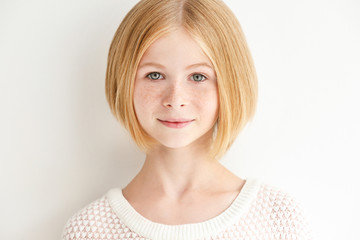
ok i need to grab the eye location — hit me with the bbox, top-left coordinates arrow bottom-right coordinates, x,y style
191,73 -> 207,82
146,72 -> 163,80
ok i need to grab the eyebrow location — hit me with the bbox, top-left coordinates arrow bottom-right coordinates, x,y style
138,62 -> 214,70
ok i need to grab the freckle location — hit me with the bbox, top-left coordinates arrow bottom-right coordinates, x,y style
139,85 -> 157,103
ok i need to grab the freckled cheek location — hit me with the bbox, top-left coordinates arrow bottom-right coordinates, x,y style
134,85 -> 162,114
191,88 -> 219,115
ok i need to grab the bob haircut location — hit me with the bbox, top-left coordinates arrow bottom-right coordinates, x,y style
105,0 -> 258,161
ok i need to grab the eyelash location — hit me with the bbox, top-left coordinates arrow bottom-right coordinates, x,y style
145,72 -> 208,83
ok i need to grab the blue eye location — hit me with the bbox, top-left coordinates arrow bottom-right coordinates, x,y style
147,72 -> 163,80
191,74 -> 207,82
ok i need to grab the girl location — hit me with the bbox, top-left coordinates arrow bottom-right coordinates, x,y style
62,0 -> 311,239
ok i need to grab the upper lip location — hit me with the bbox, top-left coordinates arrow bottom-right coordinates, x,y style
157,118 -> 195,123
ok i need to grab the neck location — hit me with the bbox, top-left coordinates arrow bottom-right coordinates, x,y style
126,140 -> 229,200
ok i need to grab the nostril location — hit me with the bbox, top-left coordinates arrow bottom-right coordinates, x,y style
164,103 -> 186,108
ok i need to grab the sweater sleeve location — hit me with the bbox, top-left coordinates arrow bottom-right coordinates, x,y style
270,186 -> 313,240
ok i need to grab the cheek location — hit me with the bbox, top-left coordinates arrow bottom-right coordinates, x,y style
133,84 -> 162,115
192,87 -> 219,116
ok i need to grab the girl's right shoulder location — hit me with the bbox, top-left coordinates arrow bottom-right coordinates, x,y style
61,193 -> 136,240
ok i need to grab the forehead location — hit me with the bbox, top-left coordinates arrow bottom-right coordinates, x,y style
139,28 -> 213,68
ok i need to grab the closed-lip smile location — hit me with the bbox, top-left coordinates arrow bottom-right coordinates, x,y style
157,118 -> 195,128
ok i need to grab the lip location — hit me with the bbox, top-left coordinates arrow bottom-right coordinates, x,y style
157,118 -> 195,128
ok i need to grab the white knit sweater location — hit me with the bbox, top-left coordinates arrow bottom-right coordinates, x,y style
62,178 -> 312,240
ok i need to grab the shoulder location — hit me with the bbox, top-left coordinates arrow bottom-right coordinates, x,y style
249,181 -> 313,239
256,182 -> 301,209
61,193 -> 137,240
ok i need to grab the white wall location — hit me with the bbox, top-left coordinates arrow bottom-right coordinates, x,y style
0,0 -> 359,239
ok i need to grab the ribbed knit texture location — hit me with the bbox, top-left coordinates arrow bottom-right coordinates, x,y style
62,179 -> 312,240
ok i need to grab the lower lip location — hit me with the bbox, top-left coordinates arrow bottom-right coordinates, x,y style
158,119 -> 194,128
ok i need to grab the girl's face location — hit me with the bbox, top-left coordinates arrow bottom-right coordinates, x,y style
133,28 -> 219,149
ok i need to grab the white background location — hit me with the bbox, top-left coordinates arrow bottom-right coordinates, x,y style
1,0 -> 359,239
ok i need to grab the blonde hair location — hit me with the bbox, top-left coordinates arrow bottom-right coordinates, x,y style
105,0 -> 258,161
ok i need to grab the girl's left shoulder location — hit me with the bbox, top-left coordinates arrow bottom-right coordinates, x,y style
251,179 -> 313,239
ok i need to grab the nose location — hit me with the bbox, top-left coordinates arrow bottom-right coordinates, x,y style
162,83 -> 188,109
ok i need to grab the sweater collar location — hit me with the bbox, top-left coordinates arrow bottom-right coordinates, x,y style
107,178 -> 262,240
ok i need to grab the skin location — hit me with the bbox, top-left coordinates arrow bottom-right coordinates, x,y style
122,28 -> 245,225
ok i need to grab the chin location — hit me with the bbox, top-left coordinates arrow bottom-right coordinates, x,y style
150,129 -> 214,150
158,139 -> 194,149
156,134 -> 211,150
